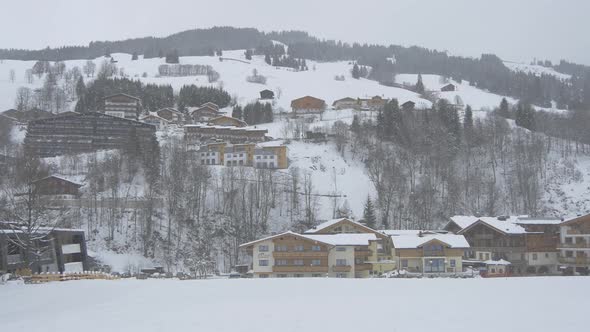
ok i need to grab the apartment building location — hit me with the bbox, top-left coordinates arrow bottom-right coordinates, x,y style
103,93 -> 142,120
558,214 -> 590,275
384,230 -> 469,274
191,142 -> 288,169
445,215 -> 561,274
241,218 -> 396,278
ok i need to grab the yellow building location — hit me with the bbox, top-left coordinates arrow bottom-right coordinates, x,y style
192,142 -> 288,169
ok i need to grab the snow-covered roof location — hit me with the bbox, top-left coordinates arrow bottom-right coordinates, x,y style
484,259 -> 511,266
33,175 -> 84,187
391,233 -> 470,249
515,217 -> 562,225
449,215 -> 531,235
305,218 -> 374,234
239,231 -> 334,248
381,230 -> 447,236
304,233 -> 378,246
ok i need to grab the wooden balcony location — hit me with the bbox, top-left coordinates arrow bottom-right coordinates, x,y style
354,249 -> 372,257
273,251 -> 328,258
332,265 -> 352,272
273,266 -> 328,273
559,257 -> 590,265
355,263 -> 372,271
558,242 -> 590,249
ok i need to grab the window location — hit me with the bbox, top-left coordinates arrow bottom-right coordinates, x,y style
259,274 -> 269,278
336,259 -> 347,266
532,253 -> 538,261
276,260 -> 288,266
311,245 -> 321,252
276,245 -> 288,252
201,160 -> 205,165
294,274 -> 304,278
336,273 -> 347,278
401,259 -> 408,268
499,268 -> 504,274
565,237 -> 573,244
450,259 -> 456,268
256,156 -> 261,160
294,245 -> 305,252
566,251 -> 574,258
311,259 -> 321,266
336,247 -> 346,252
424,258 -> 445,273
293,260 -> 304,266
491,268 -> 496,273
545,253 -> 549,258
259,260 -> 269,266
312,274 -> 323,278
258,245 -> 269,252
226,161 -> 231,166
269,162 -> 275,168
238,160 -> 244,166
239,154 -> 243,157
211,159 -> 216,165
277,274 -> 288,278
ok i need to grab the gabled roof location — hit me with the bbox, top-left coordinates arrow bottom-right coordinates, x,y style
305,218 -> 378,235
561,213 -> 590,226
141,113 -> 171,122
104,93 -> 141,101
391,233 -> 470,249
332,97 -> 356,105
33,175 -> 84,187
304,233 -> 378,246
201,102 -> 220,110
157,108 -> 182,115
239,231 -> 334,248
208,115 -> 247,127
448,215 -> 550,235
459,218 -> 528,235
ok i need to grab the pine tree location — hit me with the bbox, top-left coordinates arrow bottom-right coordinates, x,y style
232,105 -> 243,120
264,53 -> 271,65
351,115 -> 361,133
463,104 -> 473,143
363,196 -> 377,229
244,49 -> 253,60
415,74 -> 425,94
499,98 -> 510,118
75,77 -> 86,98
132,52 -> 139,61
352,63 -> 360,79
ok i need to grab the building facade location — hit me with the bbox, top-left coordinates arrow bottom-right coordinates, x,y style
184,125 -> 269,146
291,96 -> 326,115
0,226 -> 88,274
558,214 -> 590,275
103,93 -> 142,120
191,142 -> 288,169
25,112 -> 157,158
207,116 -> 247,127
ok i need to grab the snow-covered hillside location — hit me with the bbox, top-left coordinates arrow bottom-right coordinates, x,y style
2,277 -> 590,332
503,61 -> 571,80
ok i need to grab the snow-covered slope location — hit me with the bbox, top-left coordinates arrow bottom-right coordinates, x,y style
503,61 -> 571,80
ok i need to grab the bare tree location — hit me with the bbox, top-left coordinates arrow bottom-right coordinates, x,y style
24,69 -> 34,84
9,69 -> 16,83
14,87 -> 33,111
83,60 -> 96,78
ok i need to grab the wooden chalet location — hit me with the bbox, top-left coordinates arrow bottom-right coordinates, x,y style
184,125 -> 268,145
32,175 -> 83,197
156,108 -> 183,123
558,214 -> 590,275
291,96 -> 326,115
260,89 -> 275,100
401,100 -> 416,111
441,83 -> 456,92
332,97 -> 357,110
103,93 -> 142,120
189,105 -> 222,123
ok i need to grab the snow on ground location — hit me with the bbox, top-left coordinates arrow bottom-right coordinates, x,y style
1,277 -> 588,332
503,61 -> 571,81
283,140 -> 373,220
395,73 -> 567,113
0,59 -> 42,111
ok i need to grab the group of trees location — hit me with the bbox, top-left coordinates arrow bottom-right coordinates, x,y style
232,101 -> 273,125
75,77 -> 174,113
177,85 -> 231,111
351,63 -> 370,79
344,97 -> 571,229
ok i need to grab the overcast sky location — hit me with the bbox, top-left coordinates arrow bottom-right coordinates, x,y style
1,0 -> 588,65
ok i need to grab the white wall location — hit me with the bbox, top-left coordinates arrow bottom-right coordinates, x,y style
252,239 -> 274,276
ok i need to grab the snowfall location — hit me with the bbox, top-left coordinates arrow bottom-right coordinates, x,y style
1,277 -> 588,332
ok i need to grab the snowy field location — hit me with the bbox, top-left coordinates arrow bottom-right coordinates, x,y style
1,277 -> 588,332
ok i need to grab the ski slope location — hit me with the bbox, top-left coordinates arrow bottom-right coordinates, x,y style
503,61 -> 571,80
1,277 -> 589,332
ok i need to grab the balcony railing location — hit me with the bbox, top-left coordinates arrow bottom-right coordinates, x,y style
558,242 -> 590,249
273,266 -> 328,273
354,249 -> 372,257
332,265 -> 352,272
273,251 -> 328,258
354,263 -> 372,271
559,257 -> 590,265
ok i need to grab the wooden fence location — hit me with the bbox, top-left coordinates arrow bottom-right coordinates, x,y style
30,271 -> 120,283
